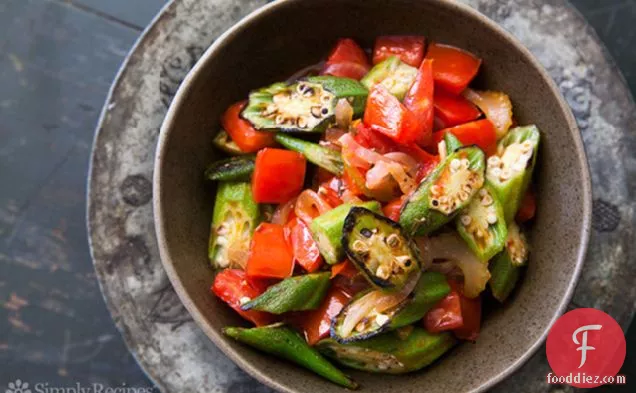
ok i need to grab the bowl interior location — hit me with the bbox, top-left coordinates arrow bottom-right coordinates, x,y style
155,0 -> 590,392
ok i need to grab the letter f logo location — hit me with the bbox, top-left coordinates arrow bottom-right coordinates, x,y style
572,324 -> 602,368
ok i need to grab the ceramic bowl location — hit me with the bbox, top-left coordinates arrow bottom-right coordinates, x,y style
154,0 -> 591,391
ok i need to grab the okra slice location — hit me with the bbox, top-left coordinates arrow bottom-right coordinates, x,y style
400,146 -> 486,236
489,222 -> 529,302
212,130 -> 248,155
317,327 -> 456,374
455,182 -> 507,261
310,201 -> 382,265
204,156 -> 255,182
361,56 -> 418,101
224,324 -> 357,389
330,272 -> 449,343
342,207 -> 421,290
274,133 -> 343,176
486,125 -> 540,222
444,132 -> 463,155
242,272 -> 331,314
242,76 -> 368,133
208,181 -> 260,269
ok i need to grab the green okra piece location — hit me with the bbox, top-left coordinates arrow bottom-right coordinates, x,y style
204,155 -> 255,182
444,132 -> 463,155
486,125 -> 540,222
242,76 -> 368,133
489,222 -> 529,302
274,133 -> 344,176
455,182 -> 508,261
310,201 -> 382,265
224,324 -> 357,389
208,181 -> 260,269
400,146 -> 486,236
317,327 -> 456,374
330,272 -> 449,343
212,130 -> 248,155
361,56 -> 418,101
242,272 -> 331,314
342,207 -> 421,290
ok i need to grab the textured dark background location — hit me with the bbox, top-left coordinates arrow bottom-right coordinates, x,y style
0,0 -> 633,391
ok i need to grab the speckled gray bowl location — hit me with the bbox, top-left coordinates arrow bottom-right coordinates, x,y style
154,0 -> 591,391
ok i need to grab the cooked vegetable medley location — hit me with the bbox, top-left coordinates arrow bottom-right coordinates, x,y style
206,36 -> 539,388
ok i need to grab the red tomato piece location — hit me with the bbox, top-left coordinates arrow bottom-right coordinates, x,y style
373,36 -> 426,67
516,190 -> 537,223
252,148 -> 306,203
449,281 -> 482,341
318,177 -> 344,207
423,291 -> 464,333
434,88 -> 482,128
383,195 -> 407,221
287,218 -> 323,273
298,286 -> 352,346
221,101 -> 276,153
330,260 -> 359,279
426,43 -> 482,95
404,59 -> 435,146
246,223 -> 294,279
211,269 -> 274,326
322,38 -> 371,80
364,85 -> 419,144
433,119 -> 497,156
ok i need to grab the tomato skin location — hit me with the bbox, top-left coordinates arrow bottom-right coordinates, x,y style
516,190 -> 537,223
403,59 -> 435,146
364,85 -> 419,144
383,195 -> 407,221
426,43 -> 481,95
322,38 -> 370,80
287,218 -> 323,273
212,269 -> 274,326
246,223 -> 294,279
330,260 -> 359,279
423,291 -> 464,332
222,101 -> 276,153
318,177 -> 344,207
252,148 -> 306,203
296,286 -> 352,346
373,36 -> 426,67
433,119 -> 497,156
449,281 -> 482,342
434,88 -> 482,128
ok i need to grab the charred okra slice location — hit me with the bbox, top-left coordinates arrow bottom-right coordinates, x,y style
242,272 -> 331,314
489,222 -> 529,302
223,324 -> 357,389
212,130 -> 248,155
310,201 -> 382,265
486,125 -> 540,222
342,207 -> 421,290
331,272 -> 450,343
361,56 -> 418,101
208,181 -> 260,269
204,156 -> 255,182
456,182 -> 507,261
242,76 -> 368,133
317,327 -> 456,374
400,146 -> 486,236
274,133 -> 343,176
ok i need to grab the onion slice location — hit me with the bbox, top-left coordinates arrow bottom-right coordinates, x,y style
335,99 -> 354,130
463,89 -> 513,139
294,190 -> 332,225
271,198 -> 296,225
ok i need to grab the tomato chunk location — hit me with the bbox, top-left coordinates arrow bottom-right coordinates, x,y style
287,218 -> 323,273
433,119 -> 497,155
364,85 -> 419,144
383,195 -> 407,221
516,190 -> 537,223
449,281 -> 482,341
373,36 -> 426,67
330,260 -> 359,279
434,88 -> 482,128
252,148 -> 306,203
404,59 -> 435,146
246,223 -> 294,279
222,101 -> 276,153
322,38 -> 371,80
426,43 -> 481,95
212,269 -> 274,326
297,286 -> 352,346
423,290 -> 464,332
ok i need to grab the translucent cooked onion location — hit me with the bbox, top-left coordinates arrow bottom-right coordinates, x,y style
463,89 -> 513,139
335,99 -> 354,130
384,152 -> 419,177
271,198 -> 296,225
339,133 -> 391,170
325,128 -> 347,144
295,190 -> 332,225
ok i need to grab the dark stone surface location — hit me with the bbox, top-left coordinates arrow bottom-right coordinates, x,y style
0,0 -> 634,391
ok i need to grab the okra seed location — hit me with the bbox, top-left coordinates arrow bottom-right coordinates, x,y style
321,107 -> 329,115
297,116 -> 308,128
376,266 -> 390,280
321,94 -> 331,103
430,185 -> 441,195
352,240 -> 368,252
461,215 -> 472,226
431,199 -> 439,207
490,167 -> 502,177
522,140 -> 533,150
461,158 -> 470,168
297,83 -> 306,94
450,159 -> 461,171
360,228 -> 373,238
487,156 -> 501,167
501,168 -> 512,180
479,188 -> 488,197
439,196 -> 449,204
275,115 -> 285,125
386,234 -> 401,248
303,87 -> 315,97
459,191 -> 469,201
486,213 -> 498,224
310,106 -> 322,118
481,194 -> 493,206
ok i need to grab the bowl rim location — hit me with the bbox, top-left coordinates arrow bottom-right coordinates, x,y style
153,0 -> 592,391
